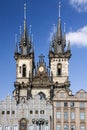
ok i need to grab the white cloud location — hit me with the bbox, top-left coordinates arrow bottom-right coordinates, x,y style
66,26 -> 87,47
69,0 -> 87,12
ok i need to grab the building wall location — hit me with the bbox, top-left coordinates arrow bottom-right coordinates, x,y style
50,58 -> 69,83
32,88 -> 50,99
16,58 -> 33,83
53,89 -> 87,130
0,95 -> 52,130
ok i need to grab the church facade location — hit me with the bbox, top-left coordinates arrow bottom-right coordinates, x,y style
0,3 -> 87,130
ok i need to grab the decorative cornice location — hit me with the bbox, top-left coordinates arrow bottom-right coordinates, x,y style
49,50 -> 71,59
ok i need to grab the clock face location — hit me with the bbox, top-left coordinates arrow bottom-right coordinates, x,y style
39,66 -> 44,72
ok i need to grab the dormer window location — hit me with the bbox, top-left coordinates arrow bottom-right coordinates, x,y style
22,64 -> 26,77
57,63 -> 62,76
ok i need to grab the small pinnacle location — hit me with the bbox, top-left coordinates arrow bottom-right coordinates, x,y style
64,23 -> 66,33
24,3 -> 27,20
29,25 -> 32,34
19,25 -> 22,36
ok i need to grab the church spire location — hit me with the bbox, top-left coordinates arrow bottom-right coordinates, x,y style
23,3 -> 28,45
58,2 -> 61,19
56,2 -> 62,43
52,2 -> 64,54
24,3 -> 27,41
19,3 -> 33,55
50,2 -> 67,54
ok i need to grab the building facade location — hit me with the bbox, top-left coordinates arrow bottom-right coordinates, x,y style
0,3 -> 87,130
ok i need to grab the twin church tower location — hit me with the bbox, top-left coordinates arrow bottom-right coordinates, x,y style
2,2 -> 87,130
13,3 -> 71,104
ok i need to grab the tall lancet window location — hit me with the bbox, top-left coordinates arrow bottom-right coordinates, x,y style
57,63 -> 62,76
22,64 -> 26,77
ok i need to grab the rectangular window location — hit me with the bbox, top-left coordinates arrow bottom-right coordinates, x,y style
56,102 -> 61,107
36,125 -> 39,130
35,110 -> 38,114
80,125 -> 85,130
13,125 -> 18,130
12,111 -> 15,114
56,112 -> 61,119
64,112 -> 68,120
57,125 -> 61,130
2,111 -> 5,115
80,103 -> 85,108
30,110 -> 33,114
40,110 -> 44,114
64,102 -> 68,107
7,111 -> 10,114
70,102 -> 75,107
80,93 -> 84,98
0,126 -> 2,130
71,112 -> 75,120
71,125 -> 75,130
5,126 -> 10,130
64,124 -> 68,130
80,112 -> 85,120
45,125 -> 48,130
19,66 -> 21,73
60,93 -> 64,98
29,125 -> 33,130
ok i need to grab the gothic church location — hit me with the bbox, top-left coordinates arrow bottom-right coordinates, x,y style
0,3 -> 87,130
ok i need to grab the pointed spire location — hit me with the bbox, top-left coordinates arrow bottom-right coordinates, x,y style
19,3 -> 30,55
19,25 -> 22,36
58,2 -> 61,19
24,3 -> 26,20
29,24 -> 32,35
50,2 -> 65,54
24,3 -> 27,40
64,23 -> 66,33
63,23 -> 66,47
15,34 -> 18,53
31,34 -> 34,52
32,34 -> 33,43
29,24 -> 32,44
49,32 -> 53,52
67,40 -> 71,51
57,2 -> 62,43
19,3 -> 34,55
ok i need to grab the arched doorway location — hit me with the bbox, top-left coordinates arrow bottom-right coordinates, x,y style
19,118 -> 27,130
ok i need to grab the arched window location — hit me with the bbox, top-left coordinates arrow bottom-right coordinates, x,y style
22,64 -> 26,77
38,92 -> 46,100
19,118 -> 27,130
19,66 -> 21,73
57,63 -> 62,76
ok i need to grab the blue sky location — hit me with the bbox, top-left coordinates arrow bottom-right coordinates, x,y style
0,0 -> 87,99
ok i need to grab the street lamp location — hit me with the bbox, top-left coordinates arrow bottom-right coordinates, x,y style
32,118 -> 48,130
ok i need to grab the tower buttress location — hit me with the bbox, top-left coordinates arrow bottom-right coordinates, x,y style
49,3 -> 71,89
13,3 -> 34,103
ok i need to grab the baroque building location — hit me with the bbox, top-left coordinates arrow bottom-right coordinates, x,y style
0,3 -> 87,130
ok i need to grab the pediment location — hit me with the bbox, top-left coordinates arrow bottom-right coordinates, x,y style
54,89 -> 69,99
